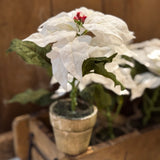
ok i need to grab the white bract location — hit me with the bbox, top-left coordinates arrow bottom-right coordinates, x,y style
129,38 -> 160,76
128,39 -> 160,99
131,72 -> 160,99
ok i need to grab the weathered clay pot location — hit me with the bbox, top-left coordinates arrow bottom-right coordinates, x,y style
49,101 -> 98,155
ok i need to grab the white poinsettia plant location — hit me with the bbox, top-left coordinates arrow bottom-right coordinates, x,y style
22,7 -> 136,111
9,7 -> 160,113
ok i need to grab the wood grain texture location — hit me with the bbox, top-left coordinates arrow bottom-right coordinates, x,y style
32,148 -> 44,160
51,0 -> 103,15
103,0 -> 125,19
75,127 -> 160,160
103,0 -> 160,42
124,0 -> 160,42
12,114 -> 30,160
0,0 -> 51,133
30,119 -> 65,160
12,113 -> 160,160
0,131 -> 14,160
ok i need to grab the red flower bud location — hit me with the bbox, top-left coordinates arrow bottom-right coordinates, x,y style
73,16 -> 78,21
81,15 -> 87,23
74,12 -> 87,24
76,12 -> 81,19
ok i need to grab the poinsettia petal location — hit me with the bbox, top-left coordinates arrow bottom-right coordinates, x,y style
59,35 -> 92,80
83,10 -> 134,45
129,39 -> 160,76
88,46 -> 113,57
79,73 -> 129,95
47,49 -> 68,90
23,31 -> 76,47
112,67 -> 136,89
38,12 -> 77,33
131,72 -> 160,99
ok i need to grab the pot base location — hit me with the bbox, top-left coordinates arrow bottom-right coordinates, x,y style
54,128 -> 93,155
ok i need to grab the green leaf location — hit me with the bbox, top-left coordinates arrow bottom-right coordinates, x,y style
36,92 -> 54,106
121,55 -> 150,79
82,53 -> 125,90
8,89 -> 50,105
80,83 -> 113,109
7,39 -> 52,76
131,61 -> 150,79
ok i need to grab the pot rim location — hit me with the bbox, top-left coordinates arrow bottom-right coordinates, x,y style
49,100 -> 98,121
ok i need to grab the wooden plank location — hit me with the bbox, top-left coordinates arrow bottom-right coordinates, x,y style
74,127 -> 160,160
123,0 -> 160,42
32,148 -> 44,160
0,0 -> 51,133
51,0 -> 103,15
30,119 -> 65,160
103,0 -> 125,19
0,131 -> 14,160
12,112 -> 160,160
97,0 -> 160,42
12,114 -> 30,160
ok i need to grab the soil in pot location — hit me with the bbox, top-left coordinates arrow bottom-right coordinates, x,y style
52,99 -> 94,119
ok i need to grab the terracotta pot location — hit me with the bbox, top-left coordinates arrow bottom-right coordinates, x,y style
49,101 -> 98,155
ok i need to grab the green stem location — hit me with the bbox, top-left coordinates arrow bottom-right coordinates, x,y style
70,78 -> 79,112
81,29 -> 88,35
106,107 -> 115,139
114,96 -> 123,119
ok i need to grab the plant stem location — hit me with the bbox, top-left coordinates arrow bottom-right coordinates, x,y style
70,78 -> 79,112
106,107 -> 115,139
114,96 -> 123,119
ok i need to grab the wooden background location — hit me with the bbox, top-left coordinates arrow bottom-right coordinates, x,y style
0,0 -> 160,133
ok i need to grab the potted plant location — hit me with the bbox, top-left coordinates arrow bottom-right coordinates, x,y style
7,7 -> 141,155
